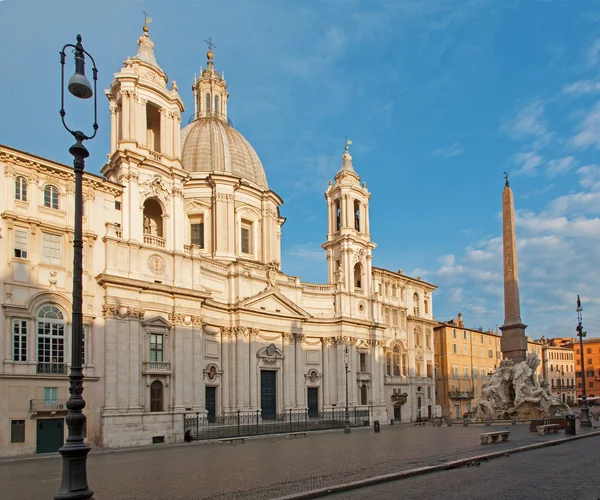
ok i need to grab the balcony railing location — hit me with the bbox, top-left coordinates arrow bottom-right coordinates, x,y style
37,362 -> 67,375
30,399 -> 67,412
448,391 -> 474,400
143,234 -> 166,248
357,372 -> 371,382
143,362 -> 171,373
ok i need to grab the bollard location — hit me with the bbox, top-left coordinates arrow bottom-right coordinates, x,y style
374,420 -> 380,433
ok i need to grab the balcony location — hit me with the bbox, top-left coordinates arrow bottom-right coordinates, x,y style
448,390 -> 474,400
30,399 -> 68,412
357,372 -> 371,382
143,234 -> 166,248
37,362 -> 67,375
143,362 -> 171,374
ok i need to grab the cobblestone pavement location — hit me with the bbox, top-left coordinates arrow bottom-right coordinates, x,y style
1,424 -> 598,500
329,435 -> 600,500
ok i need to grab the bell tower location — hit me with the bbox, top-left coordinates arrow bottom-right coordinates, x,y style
101,22 -> 187,250
322,140 -> 376,316
192,38 -> 229,122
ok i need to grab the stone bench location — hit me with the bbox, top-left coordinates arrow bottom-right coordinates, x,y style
287,432 -> 307,439
219,437 -> 246,445
536,424 -> 561,435
480,431 -> 510,444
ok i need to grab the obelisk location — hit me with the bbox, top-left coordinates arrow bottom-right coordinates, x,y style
499,174 -> 528,362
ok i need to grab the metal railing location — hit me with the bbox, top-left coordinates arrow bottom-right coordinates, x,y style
143,362 -> 171,372
30,399 -> 67,411
37,362 -> 67,375
188,110 -> 234,127
184,408 -> 370,441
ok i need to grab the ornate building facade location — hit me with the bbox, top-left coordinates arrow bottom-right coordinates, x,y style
0,27 -> 436,456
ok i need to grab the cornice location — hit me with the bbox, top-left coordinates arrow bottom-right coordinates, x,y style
96,273 -> 212,300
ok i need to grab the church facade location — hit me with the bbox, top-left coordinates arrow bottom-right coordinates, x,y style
0,27 -> 436,456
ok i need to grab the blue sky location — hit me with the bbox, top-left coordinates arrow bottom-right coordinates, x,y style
1,0 -> 599,338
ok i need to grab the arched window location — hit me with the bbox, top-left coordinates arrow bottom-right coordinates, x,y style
214,95 -> 220,115
44,185 -> 59,209
205,93 -> 211,114
354,200 -> 360,231
15,176 -> 27,201
360,384 -> 368,405
354,263 -> 362,290
335,200 -> 341,231
150,380 -> 164,412
37,305 -> 66,375
392,346 -> 401,376
143,198 -> 164,239
413,292 -> 419,316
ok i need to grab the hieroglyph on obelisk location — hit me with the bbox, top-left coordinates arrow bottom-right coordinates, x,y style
499,175 -> 528,362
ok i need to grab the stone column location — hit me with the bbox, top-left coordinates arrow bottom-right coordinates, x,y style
128,319 -> 141,410
295,333 -> 305,408
351,343 -> 358,406
249,328 -> 258,410
128,92 -> 136,141
173,325 -> 185,410
500,180 -> 528,362
104,317 -> 118,411
322,338 -> 331,408
283,333 -> 295,410
109,102 -> 117,152
193,322 -> 204,410
337,341 -> 345,406
220,328 -> 230,411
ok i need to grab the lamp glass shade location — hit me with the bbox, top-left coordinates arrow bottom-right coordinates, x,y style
68,73 -> 93,99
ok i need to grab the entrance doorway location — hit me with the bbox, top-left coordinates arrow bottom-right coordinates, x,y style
455,404 -> 460,418
261,370 -> 276,420
393,405 -> 401,421
36,418 -> 64,454
307,388 -> 319,417
205,386 -> 216,423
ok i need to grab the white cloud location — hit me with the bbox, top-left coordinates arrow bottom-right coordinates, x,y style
433,142 -> 465,158
562,79 -> 600,95
571,100 -> 600,150
513,151 -> 543,175
546,156 -> 576,177
502,99 -> 551,148
588,39 -> 600,67
285,243 -> 324,260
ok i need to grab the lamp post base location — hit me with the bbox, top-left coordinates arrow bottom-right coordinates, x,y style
579,407 -> 592,428
344,420 -> 351,434
54,441 -> 93,500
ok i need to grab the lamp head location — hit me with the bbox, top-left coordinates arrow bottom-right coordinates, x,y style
68,72 -> 93,99
576,295 -> 583,313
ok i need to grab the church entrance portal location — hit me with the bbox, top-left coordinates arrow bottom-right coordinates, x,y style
205,386 -> 216,423
261,370 -> 276,420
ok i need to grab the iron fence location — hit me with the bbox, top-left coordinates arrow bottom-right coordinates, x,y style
184,408 -> 370,441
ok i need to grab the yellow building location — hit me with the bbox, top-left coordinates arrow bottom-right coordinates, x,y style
527,337 -> 543,383
434,313 -> 502,419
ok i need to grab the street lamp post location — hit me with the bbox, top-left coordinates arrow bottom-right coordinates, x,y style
344,345 -> 351,433
55,34 -> 98,500
576,295 -> 592,428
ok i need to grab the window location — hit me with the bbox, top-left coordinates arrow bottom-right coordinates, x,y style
400,311 -> 407,329
385,283 -> 389,295
241,221 -> 252,254
392,346 -> 401,376
12,319 -> 27,362
205,93 -> 211,113
392,284 -> 397,297
384,308 -> 390,325
150,380 -> 164,412
359,353 -> 367,372
146,103 -> 161,152
453,365 -> 459,378
402,354 -> 408,376
416,363 -> 422,377
426,333 -> 431,349
392,310 -> 398,326
191,221 -> 205,248
214,95 -> 220,115
587,370 -> 594,377
386,352 -> 392,376
41,232 -> 62,265
463,330 -> 468,340
424,300 -> 429,314
44,387 -> 58,407
488,349 -> 493,358
464,367 -> 469,379
360,384 -> 368,405
452,343 -> 457,354
44,185 -> 59,209
473,367 -> 479,379
434,365 -> 439,378
37,305 -> 65,374
335,200 -> 341,231
115,200 -> 121,210
427,363 -> 433,378
10,420 -> 25,443
150,334 -> 163,362
143,198 -> 164,238
414,329 -> 421,346
413,293 -> 419,316
354,200 -> 360,231
551,364 -> 554,372
480,347 -> 484,357
463,345 -> 468,354
480,334 -> 484,343
354,263 -> 362,290
15,176 -> 27,201
14,229 -> 28,259
587,348 -> 592,354
453,329 -> 457,339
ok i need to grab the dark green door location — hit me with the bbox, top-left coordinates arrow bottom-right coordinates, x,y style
36,418 -> 64,454
206,386 -> 216,423
261,370 -> 276,420
307,388 -> 318,417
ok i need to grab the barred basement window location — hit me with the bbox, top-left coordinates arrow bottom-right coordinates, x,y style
11,420 -> 25,443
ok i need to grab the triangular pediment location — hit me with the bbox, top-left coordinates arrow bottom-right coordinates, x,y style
141,315 -> 173,329
240,289 -> 311,319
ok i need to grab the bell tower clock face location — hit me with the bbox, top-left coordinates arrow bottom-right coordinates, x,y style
148,254 -> 165,275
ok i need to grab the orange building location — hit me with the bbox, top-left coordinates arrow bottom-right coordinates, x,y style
568,338 -> 600,404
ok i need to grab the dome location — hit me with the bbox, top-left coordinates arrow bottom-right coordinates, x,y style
180,118 -> 268,189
